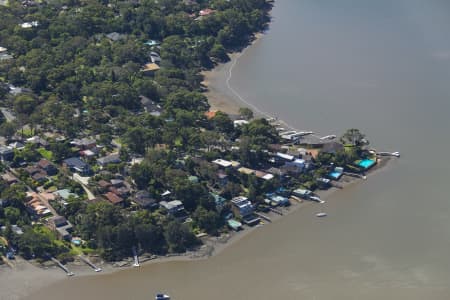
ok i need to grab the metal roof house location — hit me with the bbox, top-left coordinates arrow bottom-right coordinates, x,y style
63,157 -> 91,175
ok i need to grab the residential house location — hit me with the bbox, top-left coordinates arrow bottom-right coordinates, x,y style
26,192 -> 51,216
266,194 -> 290,207
140,96 -> 163,116
141,63 -> 160,76
1,172 -> 18,184
231,196 -> 260,225
104,192 -> 124,206
150,51 -> 161,64
0,146 -> 14,161
37,159 -> 57,176
70,138 -> 96,150
97,153 -> 121,168
47,216 -> 73,240
210,193 -> 227,212
26,136 -> 49,148
216,171 -> 228,186
199,8 -> 215,16
160,200 -> 186,219
321,141 -> 345,154
63,157 -> 91,175
9,141 -> 24,150
316,177 -> 331,189
106,32 -> 127,41
144,40 -> 160,47
53,189 -> 78,205
213,159 -> 240,169
97,180 -> 111,192
133,190 -> 158,210
292,188 -> 313,199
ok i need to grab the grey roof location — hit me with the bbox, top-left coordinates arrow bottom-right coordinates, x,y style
106,32 -> 127,41
63,157 -> 88,169
321,141 -> 345,154
0,146 -> 13,155
97,154 -> 121,165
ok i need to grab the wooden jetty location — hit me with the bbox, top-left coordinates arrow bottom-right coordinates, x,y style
377,151 -> 400,157
269,207 -> 283,215
255,212 -> 271,222
132,246 -> 140,267
50,257 -> 74,276
78,255 -> 102,272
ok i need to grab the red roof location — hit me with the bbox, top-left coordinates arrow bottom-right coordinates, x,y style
104,192 -> 124,205
204,110 -> 217,119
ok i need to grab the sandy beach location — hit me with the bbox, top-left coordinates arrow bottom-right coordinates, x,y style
201,33 -> 268,117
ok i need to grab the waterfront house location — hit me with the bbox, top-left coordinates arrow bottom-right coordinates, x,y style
321,141 -> 345,154
266,193 -> 290,206
233,120 -> 249,127
47,216 -> 73,240
63,157 -> 91,175
292,188 -> 313,199
231,197 -> 260,226
231,196 -> 253,216
316,177 -> 331,189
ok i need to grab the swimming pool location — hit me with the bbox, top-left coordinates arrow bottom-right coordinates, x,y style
357,159 -> 376,169
329,171 -> 342,179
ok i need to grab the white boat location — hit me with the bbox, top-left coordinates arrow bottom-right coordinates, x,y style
155,294 -> 170,300
316,203 -> 327,217
320,135 -> 336,140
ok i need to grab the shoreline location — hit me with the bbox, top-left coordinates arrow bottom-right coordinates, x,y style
1,26 -> 399,300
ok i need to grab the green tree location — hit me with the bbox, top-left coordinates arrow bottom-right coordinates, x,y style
239,107 -> 254,120
193,207 -> 222,235
340,128 -> 368,147
164,221 -> 199,253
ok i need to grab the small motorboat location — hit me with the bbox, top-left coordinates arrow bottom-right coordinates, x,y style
155,293 -> 170,300
316,212 -> 327,218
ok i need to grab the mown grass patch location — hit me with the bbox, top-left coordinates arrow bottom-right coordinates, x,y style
37,147 -> 53,160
